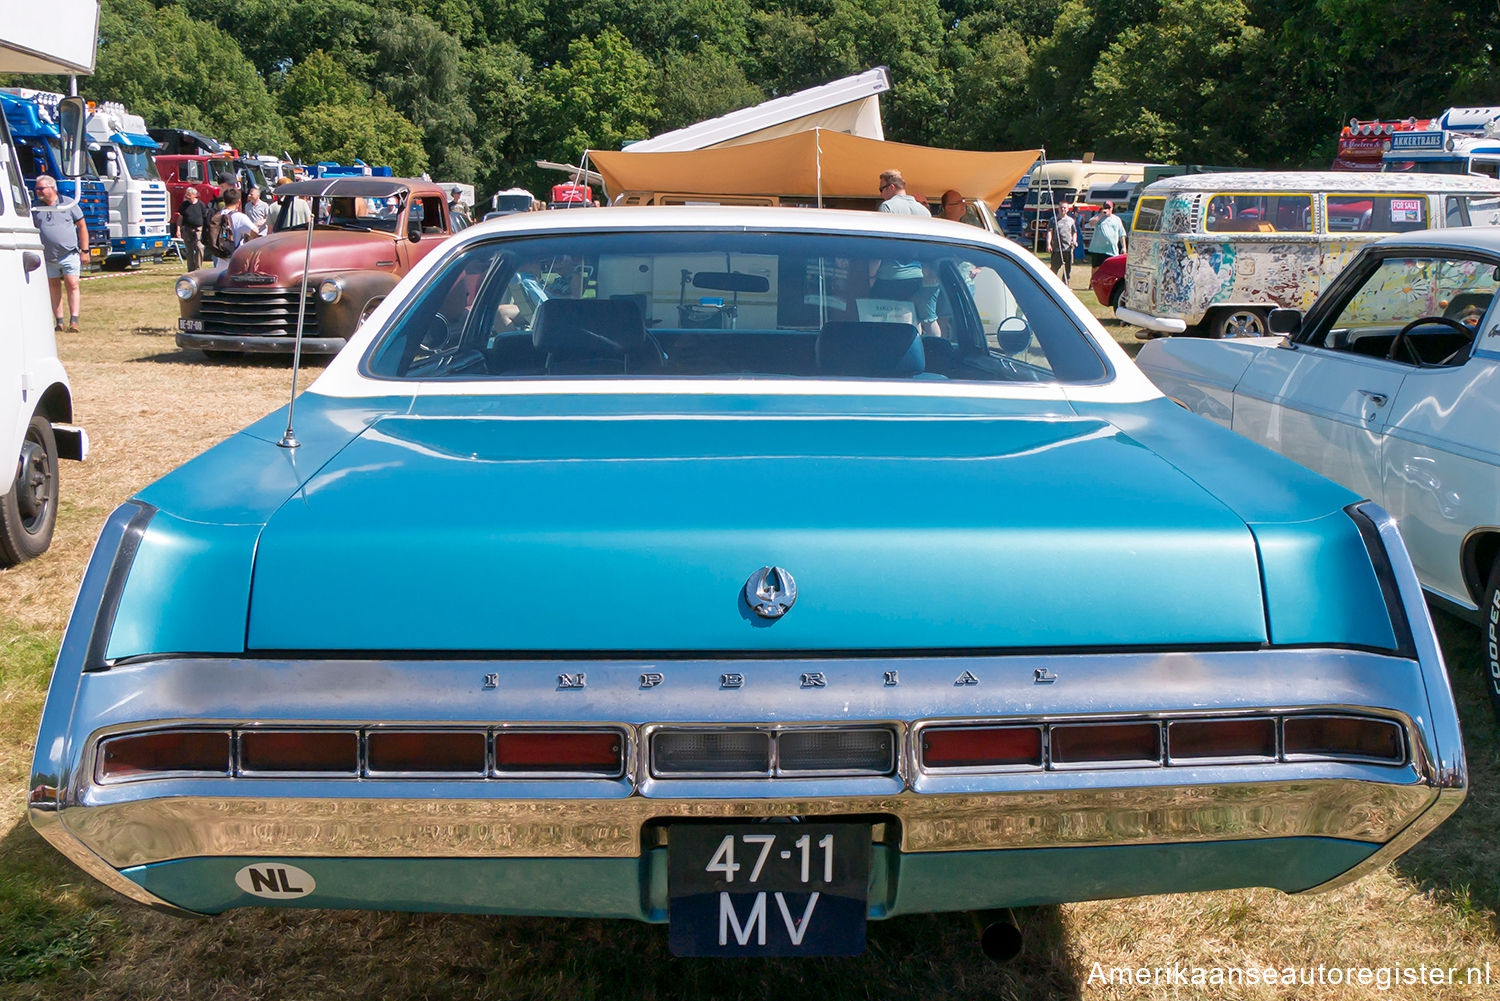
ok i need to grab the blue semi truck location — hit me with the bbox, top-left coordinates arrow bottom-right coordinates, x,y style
0,88 -> 110,269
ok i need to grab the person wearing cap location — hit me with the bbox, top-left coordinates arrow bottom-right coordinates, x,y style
30,175 -> 88,332
1087,200 -> 1128,268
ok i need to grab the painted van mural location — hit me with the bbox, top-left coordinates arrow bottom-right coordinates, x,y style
1119,171 -> 1500,338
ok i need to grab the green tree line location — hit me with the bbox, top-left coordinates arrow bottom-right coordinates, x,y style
6,0 -> 1497,202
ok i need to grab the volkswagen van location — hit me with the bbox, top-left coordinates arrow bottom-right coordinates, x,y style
1119,171 -> 1500,337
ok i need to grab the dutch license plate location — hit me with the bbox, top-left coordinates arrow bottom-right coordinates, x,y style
179,318 -> 204,332
667,823 -> 870,957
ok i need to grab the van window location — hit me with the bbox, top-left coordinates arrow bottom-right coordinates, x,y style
1133,196 -> 1166,232
1204,194 -> 1313,233
1326,194 -> 1429,233
1447,194 -> 1500,227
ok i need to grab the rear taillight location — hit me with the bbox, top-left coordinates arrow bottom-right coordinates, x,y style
1283,715 -> 1404,764
1168,718 -> 1277,762
97,729 -> 230,780
494,730 -> 624,776
1050,722 -> 1161,766
239,730 -> 359,774
366,730 -> 487,775
920,726 -> 1042,769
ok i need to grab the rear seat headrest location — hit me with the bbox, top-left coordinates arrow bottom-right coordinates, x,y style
816,321 -> 925,377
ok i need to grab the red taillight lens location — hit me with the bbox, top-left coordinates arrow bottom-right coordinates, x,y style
366,730 -> 487,774
921,726 -> 1042,768
1050,722 -> 1161,765
1283,715 -> 1404,764
239,730 -> 359,773
494,730 -> 623,775
98,730 -> 230,780
1168,718 -> 1277,761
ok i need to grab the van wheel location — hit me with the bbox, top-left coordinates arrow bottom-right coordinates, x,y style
1484,560 -> 1500,722
1210,307 -> 1268,338
0,416 -> 59,567
1109,284 -> 1125,309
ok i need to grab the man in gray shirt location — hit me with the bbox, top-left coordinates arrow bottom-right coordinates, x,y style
31,175 -> 89,332
1046,202 -> 1079,285
872,169 -> 939,333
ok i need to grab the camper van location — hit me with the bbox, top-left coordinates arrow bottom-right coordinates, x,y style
1020,160 -> 1155,254
1119,171 -> 1500,337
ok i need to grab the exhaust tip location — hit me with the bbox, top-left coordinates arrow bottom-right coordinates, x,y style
976,909 -> 1025,963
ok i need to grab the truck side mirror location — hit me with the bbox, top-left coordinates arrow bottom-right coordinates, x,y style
407,219 -> 421,242
57,97 -> 88,178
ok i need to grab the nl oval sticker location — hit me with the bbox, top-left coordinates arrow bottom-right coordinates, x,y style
235,863 -> 315,899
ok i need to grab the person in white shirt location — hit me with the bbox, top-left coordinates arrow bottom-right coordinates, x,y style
242,186 -> 270,235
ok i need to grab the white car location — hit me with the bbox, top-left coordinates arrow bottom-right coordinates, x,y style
1137,227 -> 1500,717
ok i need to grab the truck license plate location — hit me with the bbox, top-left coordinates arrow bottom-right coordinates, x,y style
667,823 -> 869,957
179,318 -> 203,332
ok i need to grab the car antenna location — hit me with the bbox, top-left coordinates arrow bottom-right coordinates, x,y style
279,176 -> 340,449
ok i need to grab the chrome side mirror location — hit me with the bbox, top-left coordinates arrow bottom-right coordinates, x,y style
57,97 -> 88,178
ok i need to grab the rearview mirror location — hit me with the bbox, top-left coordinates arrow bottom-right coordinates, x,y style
407,219 -> 422,242
692,271 -> 769,294
57,96 -> 88,178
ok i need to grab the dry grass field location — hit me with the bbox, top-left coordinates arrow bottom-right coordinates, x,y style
1,264 -> 1497,1000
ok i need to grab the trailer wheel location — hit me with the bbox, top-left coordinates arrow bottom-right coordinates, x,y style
0,416 -> 59,567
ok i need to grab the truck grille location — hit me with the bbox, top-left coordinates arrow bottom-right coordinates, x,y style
141,189 -> 169,225
198,287 -> 319,339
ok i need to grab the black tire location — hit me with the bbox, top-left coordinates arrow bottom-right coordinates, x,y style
1209,307 -> 1268,338
1484,560 -> 1500,723
1109,283 -> 1125,310
0,415 -> 59,567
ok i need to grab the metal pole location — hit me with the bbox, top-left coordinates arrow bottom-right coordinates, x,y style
279,179 -> 338,449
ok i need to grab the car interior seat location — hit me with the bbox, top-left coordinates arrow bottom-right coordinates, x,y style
816,321 -> 926,377
530,298 -> 665,374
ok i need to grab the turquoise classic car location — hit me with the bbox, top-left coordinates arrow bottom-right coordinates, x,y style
30,206 -> 1466,958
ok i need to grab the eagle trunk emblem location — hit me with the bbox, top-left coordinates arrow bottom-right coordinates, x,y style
745,566 -> 797,619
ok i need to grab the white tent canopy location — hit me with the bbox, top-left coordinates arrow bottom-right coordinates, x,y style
623,68 -> 891,154
0,0 -> 99,75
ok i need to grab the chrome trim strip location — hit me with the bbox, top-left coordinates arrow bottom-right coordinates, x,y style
55,776 -> 1437,868
1354,502 -> 1467,791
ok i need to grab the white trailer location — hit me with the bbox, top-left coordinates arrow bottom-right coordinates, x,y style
1,1 -> 94,564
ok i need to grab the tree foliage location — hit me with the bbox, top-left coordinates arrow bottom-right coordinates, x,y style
6,0 -> 1499,201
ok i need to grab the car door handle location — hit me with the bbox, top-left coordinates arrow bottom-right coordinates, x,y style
1358,390 -> 1388,407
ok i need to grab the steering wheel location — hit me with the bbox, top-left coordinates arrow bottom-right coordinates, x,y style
1387,315 -> 1471,366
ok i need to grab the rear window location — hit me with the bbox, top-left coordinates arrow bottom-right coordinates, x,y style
1446,194 -> 1500,227
1132,197 -> 1166,232
363,229 -> 1108,385
1326,194 -> 1429,233
1204,194 -> 1314,233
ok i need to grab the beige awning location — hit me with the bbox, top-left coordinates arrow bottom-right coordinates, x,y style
590,130 -> 1040,208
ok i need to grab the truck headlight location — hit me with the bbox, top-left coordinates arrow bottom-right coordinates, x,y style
318,279 -> 344,304
175,277 -> 198,301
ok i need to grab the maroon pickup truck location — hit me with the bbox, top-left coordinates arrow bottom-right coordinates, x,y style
175,177 -> 454,355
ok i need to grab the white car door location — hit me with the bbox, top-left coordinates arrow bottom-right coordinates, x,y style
1381,331 -> 1500,609
1231,344 -> 1407,506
